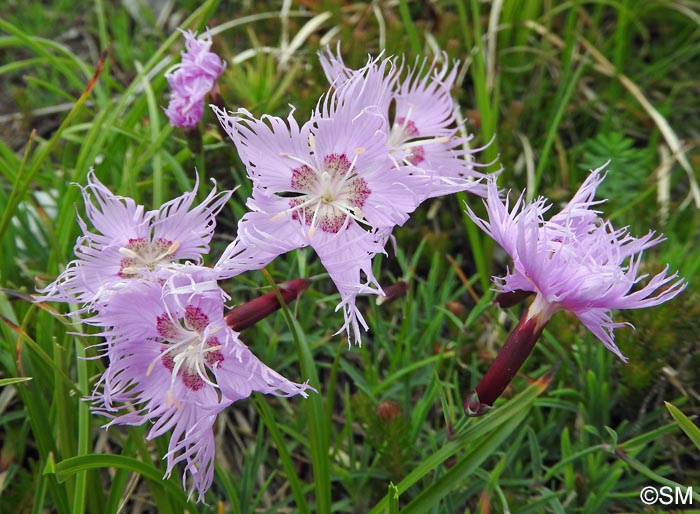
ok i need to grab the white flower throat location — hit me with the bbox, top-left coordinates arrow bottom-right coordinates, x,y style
118,237 -> 180,278
278,151 -> 371,237
387,108 -> 449,166
389,116 -> 426,165
150,305 -> 224,393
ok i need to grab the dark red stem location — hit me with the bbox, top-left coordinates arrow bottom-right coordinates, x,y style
225,279 -> 311,332
465,311 -> 546,415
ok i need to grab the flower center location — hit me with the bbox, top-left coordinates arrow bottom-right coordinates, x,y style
118,237 -> 180,278
284,152 -> 371,236
151,305 -> 224,391
389,117 -> 426,165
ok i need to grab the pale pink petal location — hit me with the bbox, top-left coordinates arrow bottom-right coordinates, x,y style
211,106 -> 313,192
152,177 -> 233,261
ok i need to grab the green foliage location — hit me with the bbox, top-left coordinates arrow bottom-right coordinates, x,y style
578,132 -> 655,205
351,394 -> 414,481
1,0 -> 699,513
666,402 -> 700,451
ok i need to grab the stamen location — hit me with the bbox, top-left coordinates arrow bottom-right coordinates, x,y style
280,152 -> 316,169
273,196 -> 319,221
270,211 -> 287,221
146,359 -> 158,377
167,241 -> 180,255
118,247 -> 139,259
194,362 -> 218,388
320,171 -> 333,201
165,389 -> 177,409
151,241 -> 181,263
340,207 -> 372,227
308,200 -> 323,239
402,105 -> 415,128
118,237 -> 178,277
402,136 -> 448,149
281,151 -> 372,235
348,153 -> 360,172
151,309 -> 225,391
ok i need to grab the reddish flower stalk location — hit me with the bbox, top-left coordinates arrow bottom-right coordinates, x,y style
464,305 -> 548,416
376,280 -> 409,305
493,289 -> 533,309
224,278 -> 311,331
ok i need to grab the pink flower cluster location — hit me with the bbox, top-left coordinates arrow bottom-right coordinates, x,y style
38,33 -> 687,500
39,173 -> 311,500
165,30 -> 226,129
42,44 -> 494,499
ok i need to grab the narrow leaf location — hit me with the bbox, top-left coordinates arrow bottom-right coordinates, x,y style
665,401 -> 700,450
0,376 -> 32,386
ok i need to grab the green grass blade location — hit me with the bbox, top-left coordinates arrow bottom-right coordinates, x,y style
399,399 -> 531,513
51,454 -> 196,510
253,396 -> 312,514
0,376 -> 33,386
135,61 -> 165,207
262,269 -> 330,514
398,0 -> 421,54
532,7 -> 583,193
388,483 -> 399,514
103,464 -> 133,514
665,401 -> 700,450
71,333 -> 90,514
2,310 -> 80,395
30,468 -> 50,514
368,371 -> 553,514
0,61 -> 99,241
613,448 -> 700,503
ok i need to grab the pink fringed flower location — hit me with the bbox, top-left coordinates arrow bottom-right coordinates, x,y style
212,72 -> 433,343
467,163 -> 686,361
92,276 -> 312,500
165,30 -> 226,129
319,48 -> 492,200
37,170 -> 231,309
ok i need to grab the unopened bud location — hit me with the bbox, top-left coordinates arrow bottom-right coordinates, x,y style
376,281 -> 408,306
493,289 -> 533,309
376,400 -> 401,421
446,301 -> 466,317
